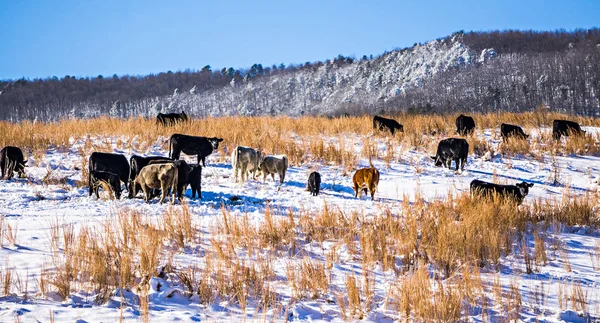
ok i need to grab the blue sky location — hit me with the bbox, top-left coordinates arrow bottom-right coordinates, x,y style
1,0 -> 598,80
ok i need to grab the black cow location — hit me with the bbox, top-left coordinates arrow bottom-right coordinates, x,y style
88,152 -> 130,197
89,170 -> 122,199
307,171 -> 321,196
431,138 -> 469,171
0,146 -> 27,180
169,134 -> 223,166
552,119 -> 585,140
470,179 -> 534,205
373,116 -> 404,135
147,159 -> 190,200
456,114 -> 476,136
128,155 -> 172,198
156,111 -> 189,126
501,123 -> 529,141
188,165 -> 202,199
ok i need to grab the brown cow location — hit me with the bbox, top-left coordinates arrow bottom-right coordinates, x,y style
352,164 -> 380,200
133,163 -> 178,204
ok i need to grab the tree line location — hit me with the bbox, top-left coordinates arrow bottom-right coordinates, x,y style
1,29 -> 599,121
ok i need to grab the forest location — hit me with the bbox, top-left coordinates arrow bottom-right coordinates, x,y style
1,29 -> 599,121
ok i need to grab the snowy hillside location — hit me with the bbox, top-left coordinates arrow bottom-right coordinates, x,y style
151,36 -> 477,117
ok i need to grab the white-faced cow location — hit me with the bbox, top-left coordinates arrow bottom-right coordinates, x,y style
1,146 -> 27,180
431,138 -> 469,171
470,179 -> 534,205
88,152 -> 130,197
231,146 -> 263,183
169,134 -> 223,166
373,116 -> 404,135
456,114 -> 476,136
307,171 -> 321,196
552,119 -> 585,140
89,170 -> 122,199
501,123 -> 529,141
157,111 -> 188,126
128,155 -> 172,198
133,163 -> 178,204
257,155 -> 288,191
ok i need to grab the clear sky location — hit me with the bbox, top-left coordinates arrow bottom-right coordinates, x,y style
1,0 -> 599,80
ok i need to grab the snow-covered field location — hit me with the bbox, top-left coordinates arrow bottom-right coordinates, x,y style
1,128 -> 600,322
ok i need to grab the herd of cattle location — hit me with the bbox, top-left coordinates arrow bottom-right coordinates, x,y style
0,114 -> 589,206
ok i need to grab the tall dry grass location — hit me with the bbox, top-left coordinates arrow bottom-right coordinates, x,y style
2,111 -> 600,172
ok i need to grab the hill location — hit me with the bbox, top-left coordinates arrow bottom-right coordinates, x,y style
1,29 -> 599,121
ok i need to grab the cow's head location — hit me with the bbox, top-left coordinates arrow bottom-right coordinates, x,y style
17,159 -> 28,178
430,155 -> 444,167
516,182 -> 534,197
113,181 -> 122,200
209,137 -> 224,150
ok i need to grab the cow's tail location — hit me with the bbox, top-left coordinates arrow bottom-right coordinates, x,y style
231,147 -> 239,182
172,170 -> 179,203
282,155 -> 289,182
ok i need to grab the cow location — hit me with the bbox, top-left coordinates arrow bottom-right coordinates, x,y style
88,152 -> 130,197
133,163 -> 178,204
352,164 -> 380,200
0,146 -> 27,180
128,155 -> 173,198
501,123 -> 529,141
470,179 -> 534,205
307,171 -> 321,196
188,165 -> 202,199
431,138 -> 469,171
231,146 -> 263,183
89,170 -> 122,199
456,114 -> 476,136
373,115 -> 404,135
552,119 -> 585,140
169,134 -> 223,166
257,155 -> 288,191
156,111 -> 189,126
147,159 -> 190,200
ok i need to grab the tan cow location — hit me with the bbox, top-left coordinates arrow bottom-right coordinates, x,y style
352,164 -> 380,200
231,146 -> 263,183
257,155 -> 288,191
133,163 -> 179,204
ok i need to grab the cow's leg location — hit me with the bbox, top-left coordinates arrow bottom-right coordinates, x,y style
6,161 -> 14,180
354,183 -> 359,198
455,158 -> 460,171
159,182 -> 168,204
241,163 -> 247,182
142,186 -> 151,203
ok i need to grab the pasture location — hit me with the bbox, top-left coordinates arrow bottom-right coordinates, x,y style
1,112 -> 600,322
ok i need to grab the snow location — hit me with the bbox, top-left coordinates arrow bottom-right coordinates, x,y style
1,128 -> 600,322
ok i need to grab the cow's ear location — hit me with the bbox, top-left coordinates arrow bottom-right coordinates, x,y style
528,183 -> 534,187
23,159 -> 28,166
217,138 -> 224,142
430,156 -> 436,160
